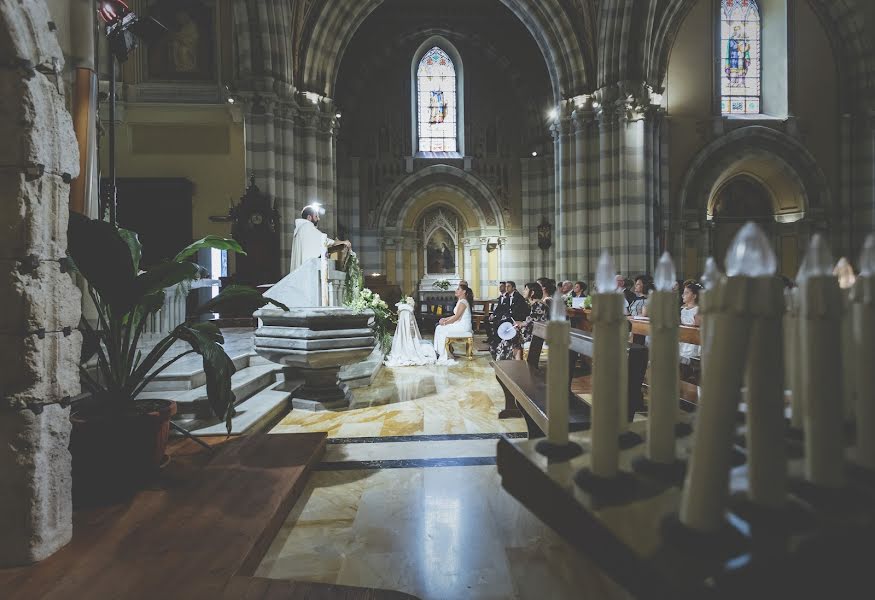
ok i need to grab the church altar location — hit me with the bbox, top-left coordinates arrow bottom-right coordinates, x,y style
252,252 -> 381,411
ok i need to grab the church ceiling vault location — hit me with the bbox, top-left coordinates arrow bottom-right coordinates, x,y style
233,0 -> 873,113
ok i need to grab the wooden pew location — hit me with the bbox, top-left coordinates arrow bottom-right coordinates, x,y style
471,299 -> 493,332
629,317 -> 701,345
493,321 -> 648,438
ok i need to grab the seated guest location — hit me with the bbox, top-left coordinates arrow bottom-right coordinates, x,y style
537,277 -> 557,308
679,281 -> 703,363
559,280 -> 574,297
494,282 -> 547,360
628,275 -> 653,317
506,281 -> 530,321
486,282 -> 509,344
489,281 -> 529,357
613,274 -> 634,314
434,283 -> 474,362
571,281 -> 588,298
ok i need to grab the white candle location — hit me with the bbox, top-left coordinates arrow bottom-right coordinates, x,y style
744,277 -> 787,508
852,235 -> 875,470
679,223 -> 772,533
798,234 -> 845,487
646,252 -> 680,465
546,296 -> 571,446
835,258 -> 857,423
784,289 -> 804,429
590,252 -> 625,478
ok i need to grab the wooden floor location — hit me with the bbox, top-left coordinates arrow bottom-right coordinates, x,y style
0,432 -> 418,600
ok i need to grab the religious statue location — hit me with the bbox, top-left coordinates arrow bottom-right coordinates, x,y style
428,90 -> 448,124
169,10 -> 199,72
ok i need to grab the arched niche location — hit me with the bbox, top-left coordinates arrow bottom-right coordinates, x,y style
678,126 -> 828,278
420,209 -> 461,278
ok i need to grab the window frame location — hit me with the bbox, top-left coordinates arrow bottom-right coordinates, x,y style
411,36 -> 465,157
716,0 -> 763,116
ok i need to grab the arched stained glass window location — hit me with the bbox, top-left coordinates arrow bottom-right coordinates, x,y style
720,0 -> 761,114
417,47 -> 457,153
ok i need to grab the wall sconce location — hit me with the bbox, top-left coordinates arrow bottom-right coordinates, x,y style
537,219 -> 553,250
487,237 -> 500,252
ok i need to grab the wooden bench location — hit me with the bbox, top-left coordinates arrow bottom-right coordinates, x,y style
493,321 -> 648,438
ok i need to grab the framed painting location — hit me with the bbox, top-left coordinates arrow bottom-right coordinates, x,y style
146,0 -> 216,82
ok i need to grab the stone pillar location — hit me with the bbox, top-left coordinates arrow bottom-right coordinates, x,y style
551,109 -> 572,278
0,0 -> 82,566
479,237 -> 489,299
395,238 -> 405,292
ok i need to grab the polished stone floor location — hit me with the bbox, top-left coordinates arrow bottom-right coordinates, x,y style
261,347 -> 633,600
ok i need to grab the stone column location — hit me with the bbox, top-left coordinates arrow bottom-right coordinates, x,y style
551,108 -> 572,278
479,237 -> 489,299
0,0 -> 82,566
395,238 -> 405,293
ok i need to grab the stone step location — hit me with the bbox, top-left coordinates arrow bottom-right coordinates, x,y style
141,351 -> 253,392
138,364 -> 280,415
173,387 -> 291,437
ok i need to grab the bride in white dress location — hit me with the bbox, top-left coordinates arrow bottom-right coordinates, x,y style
433,284 -> 474,362
384,298 -> 437,367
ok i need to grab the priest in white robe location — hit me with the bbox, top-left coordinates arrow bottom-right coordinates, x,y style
289,204 -> 350,272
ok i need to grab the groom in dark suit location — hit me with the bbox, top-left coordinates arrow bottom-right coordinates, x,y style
505,281 -> 530,322
487,281 -> 530,350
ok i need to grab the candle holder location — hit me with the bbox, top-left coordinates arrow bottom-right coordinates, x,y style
678,223 -> 782,534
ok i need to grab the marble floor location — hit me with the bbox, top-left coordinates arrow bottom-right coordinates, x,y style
260,347 -> 633,600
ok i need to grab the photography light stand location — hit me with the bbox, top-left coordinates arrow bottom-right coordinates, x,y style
97,1 -> 165,225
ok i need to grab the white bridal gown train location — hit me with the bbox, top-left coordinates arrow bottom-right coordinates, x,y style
433,299 -> 473,363
384,302 -> 437,367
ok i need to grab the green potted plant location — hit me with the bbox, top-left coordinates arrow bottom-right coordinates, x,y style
67,212 -> 287,503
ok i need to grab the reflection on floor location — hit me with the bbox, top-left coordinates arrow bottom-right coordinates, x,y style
271,355 -> 528,438
262,353 -> 633,600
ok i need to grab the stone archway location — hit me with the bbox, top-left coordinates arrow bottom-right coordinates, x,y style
676,126 -> 828,277
374,167 -> 504,298
298,0 -> 591,102
0,0 -> 81,566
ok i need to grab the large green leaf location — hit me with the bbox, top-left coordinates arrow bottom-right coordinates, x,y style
134,261 -> 200,298
67,212 -> 138,315
194,284 -> 289,316
173,235 -> 246,263
176,325 -> 238,433
189,321 -> 225,344
118,228 -> 142,273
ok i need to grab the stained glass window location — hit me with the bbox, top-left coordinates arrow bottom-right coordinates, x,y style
720,0 -> 761,115
417,47 -> 457,153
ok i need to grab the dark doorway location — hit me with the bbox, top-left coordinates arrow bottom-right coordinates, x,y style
107,177 -> 194,269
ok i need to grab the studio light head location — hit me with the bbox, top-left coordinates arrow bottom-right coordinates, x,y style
97,0 -> 166,62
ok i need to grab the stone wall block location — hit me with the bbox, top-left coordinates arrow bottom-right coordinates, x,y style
0,171 -> 71,259
0,261 -> 81,343
0,405 -> 72,565
0,330 -> 81,412
0,0 -> 64,72
0,70 -> 79,177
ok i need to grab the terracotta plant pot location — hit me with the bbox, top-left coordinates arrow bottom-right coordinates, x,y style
70,399 -> 177,506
